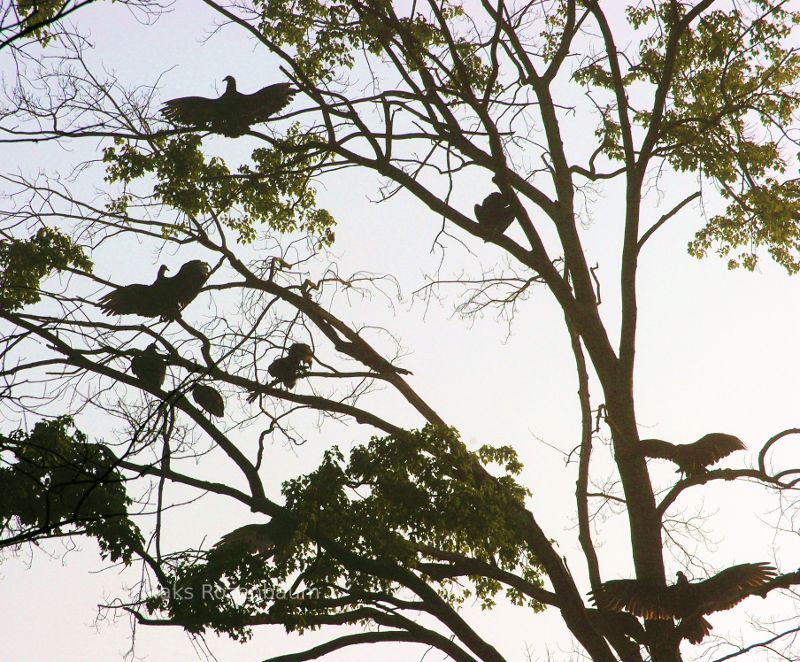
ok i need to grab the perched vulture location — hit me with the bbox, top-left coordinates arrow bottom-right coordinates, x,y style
474,191 -> 517,236
130,343 -> 166,391
209,519 -> 296,565
213,522 -> 283,555
98,260 -> 210,321
98,265 -> 168,318
191,383 -> 225,417
287,342 -> 314,367
161,75 -> 296,137
640,433 -> 746,477
591,562 -> 777,643
248,342 -> 315,400
268,355 -> 300,389
152,260 -> 210,321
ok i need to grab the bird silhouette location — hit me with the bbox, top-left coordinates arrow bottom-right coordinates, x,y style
474,191 -> 517,236
162,76 -> 296,137
130,343 -> 166,391
286,342 -> 314,367
98,260 -> 210,321
640,433 -> 745,477
209,519 -> 296,565
191,383 -> 225,417
98,265 -> 168,318
248,342 -> 315,401
267,355 -> 301,389
591,562 -> 777,643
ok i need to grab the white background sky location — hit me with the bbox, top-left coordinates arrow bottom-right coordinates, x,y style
2,2 -> 800,660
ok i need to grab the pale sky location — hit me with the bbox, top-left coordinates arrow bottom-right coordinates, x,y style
2,2 -> 800,661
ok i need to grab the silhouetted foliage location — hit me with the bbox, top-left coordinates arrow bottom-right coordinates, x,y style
3,2 -> 800,661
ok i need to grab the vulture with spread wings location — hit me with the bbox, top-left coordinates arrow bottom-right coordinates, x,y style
591,562 -> 777,643
98,260 -> 210,321
161,75 -> 296,137
640,432 -> 746,477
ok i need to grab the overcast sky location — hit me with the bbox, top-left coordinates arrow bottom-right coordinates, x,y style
2,3 -> 800,661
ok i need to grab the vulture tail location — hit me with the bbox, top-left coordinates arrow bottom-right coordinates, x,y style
678,616 -> 712,644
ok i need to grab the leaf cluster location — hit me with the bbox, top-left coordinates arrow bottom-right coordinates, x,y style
257,0 -> 493,95
0,416 -> 142,563
0,226 -> 92,311
139,426 -> 541,638
11,0 -> 76,45
576,1 -> 800,271
102,129 -> 335,244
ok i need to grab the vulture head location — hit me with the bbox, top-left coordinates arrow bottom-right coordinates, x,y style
222,75 -> 236,93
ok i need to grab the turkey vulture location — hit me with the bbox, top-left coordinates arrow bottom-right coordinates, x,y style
474,191 -> 517,236
191,383 -> 225,417
209,519 -> 297,565
161,76 -> 296,137
98,260 -> 210,321
130,343 -> 166,391
248,343 -> 314,400
98,265 -> 168,317
287,342 -> 314,367
640,433 -> 746,477
268,355 -> 300,389
213,522 -> 279,555
152,260 -> 210,321
591,562 -> 777,643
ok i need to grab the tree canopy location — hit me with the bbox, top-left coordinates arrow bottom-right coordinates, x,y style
3,1 -> 800,661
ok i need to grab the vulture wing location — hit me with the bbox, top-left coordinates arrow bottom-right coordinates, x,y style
684,562 -> 777,616
214,523 -> 276,554
641,433 -> 745,476
235,83 -> 296,123
161,95 -> 227,128
593,563 -> 777,645
211,519 -> 296,565
169,260 -> 210,308
590,579 -> 676,620
210,83 -> 296,137
669,562 -> 776,643
191,383 -> 225,417
98,283 -> 156,316
640,438 -> 679,460
97,265 -> 168,317
130,343 -> 166,390
675,433 -> 746,475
